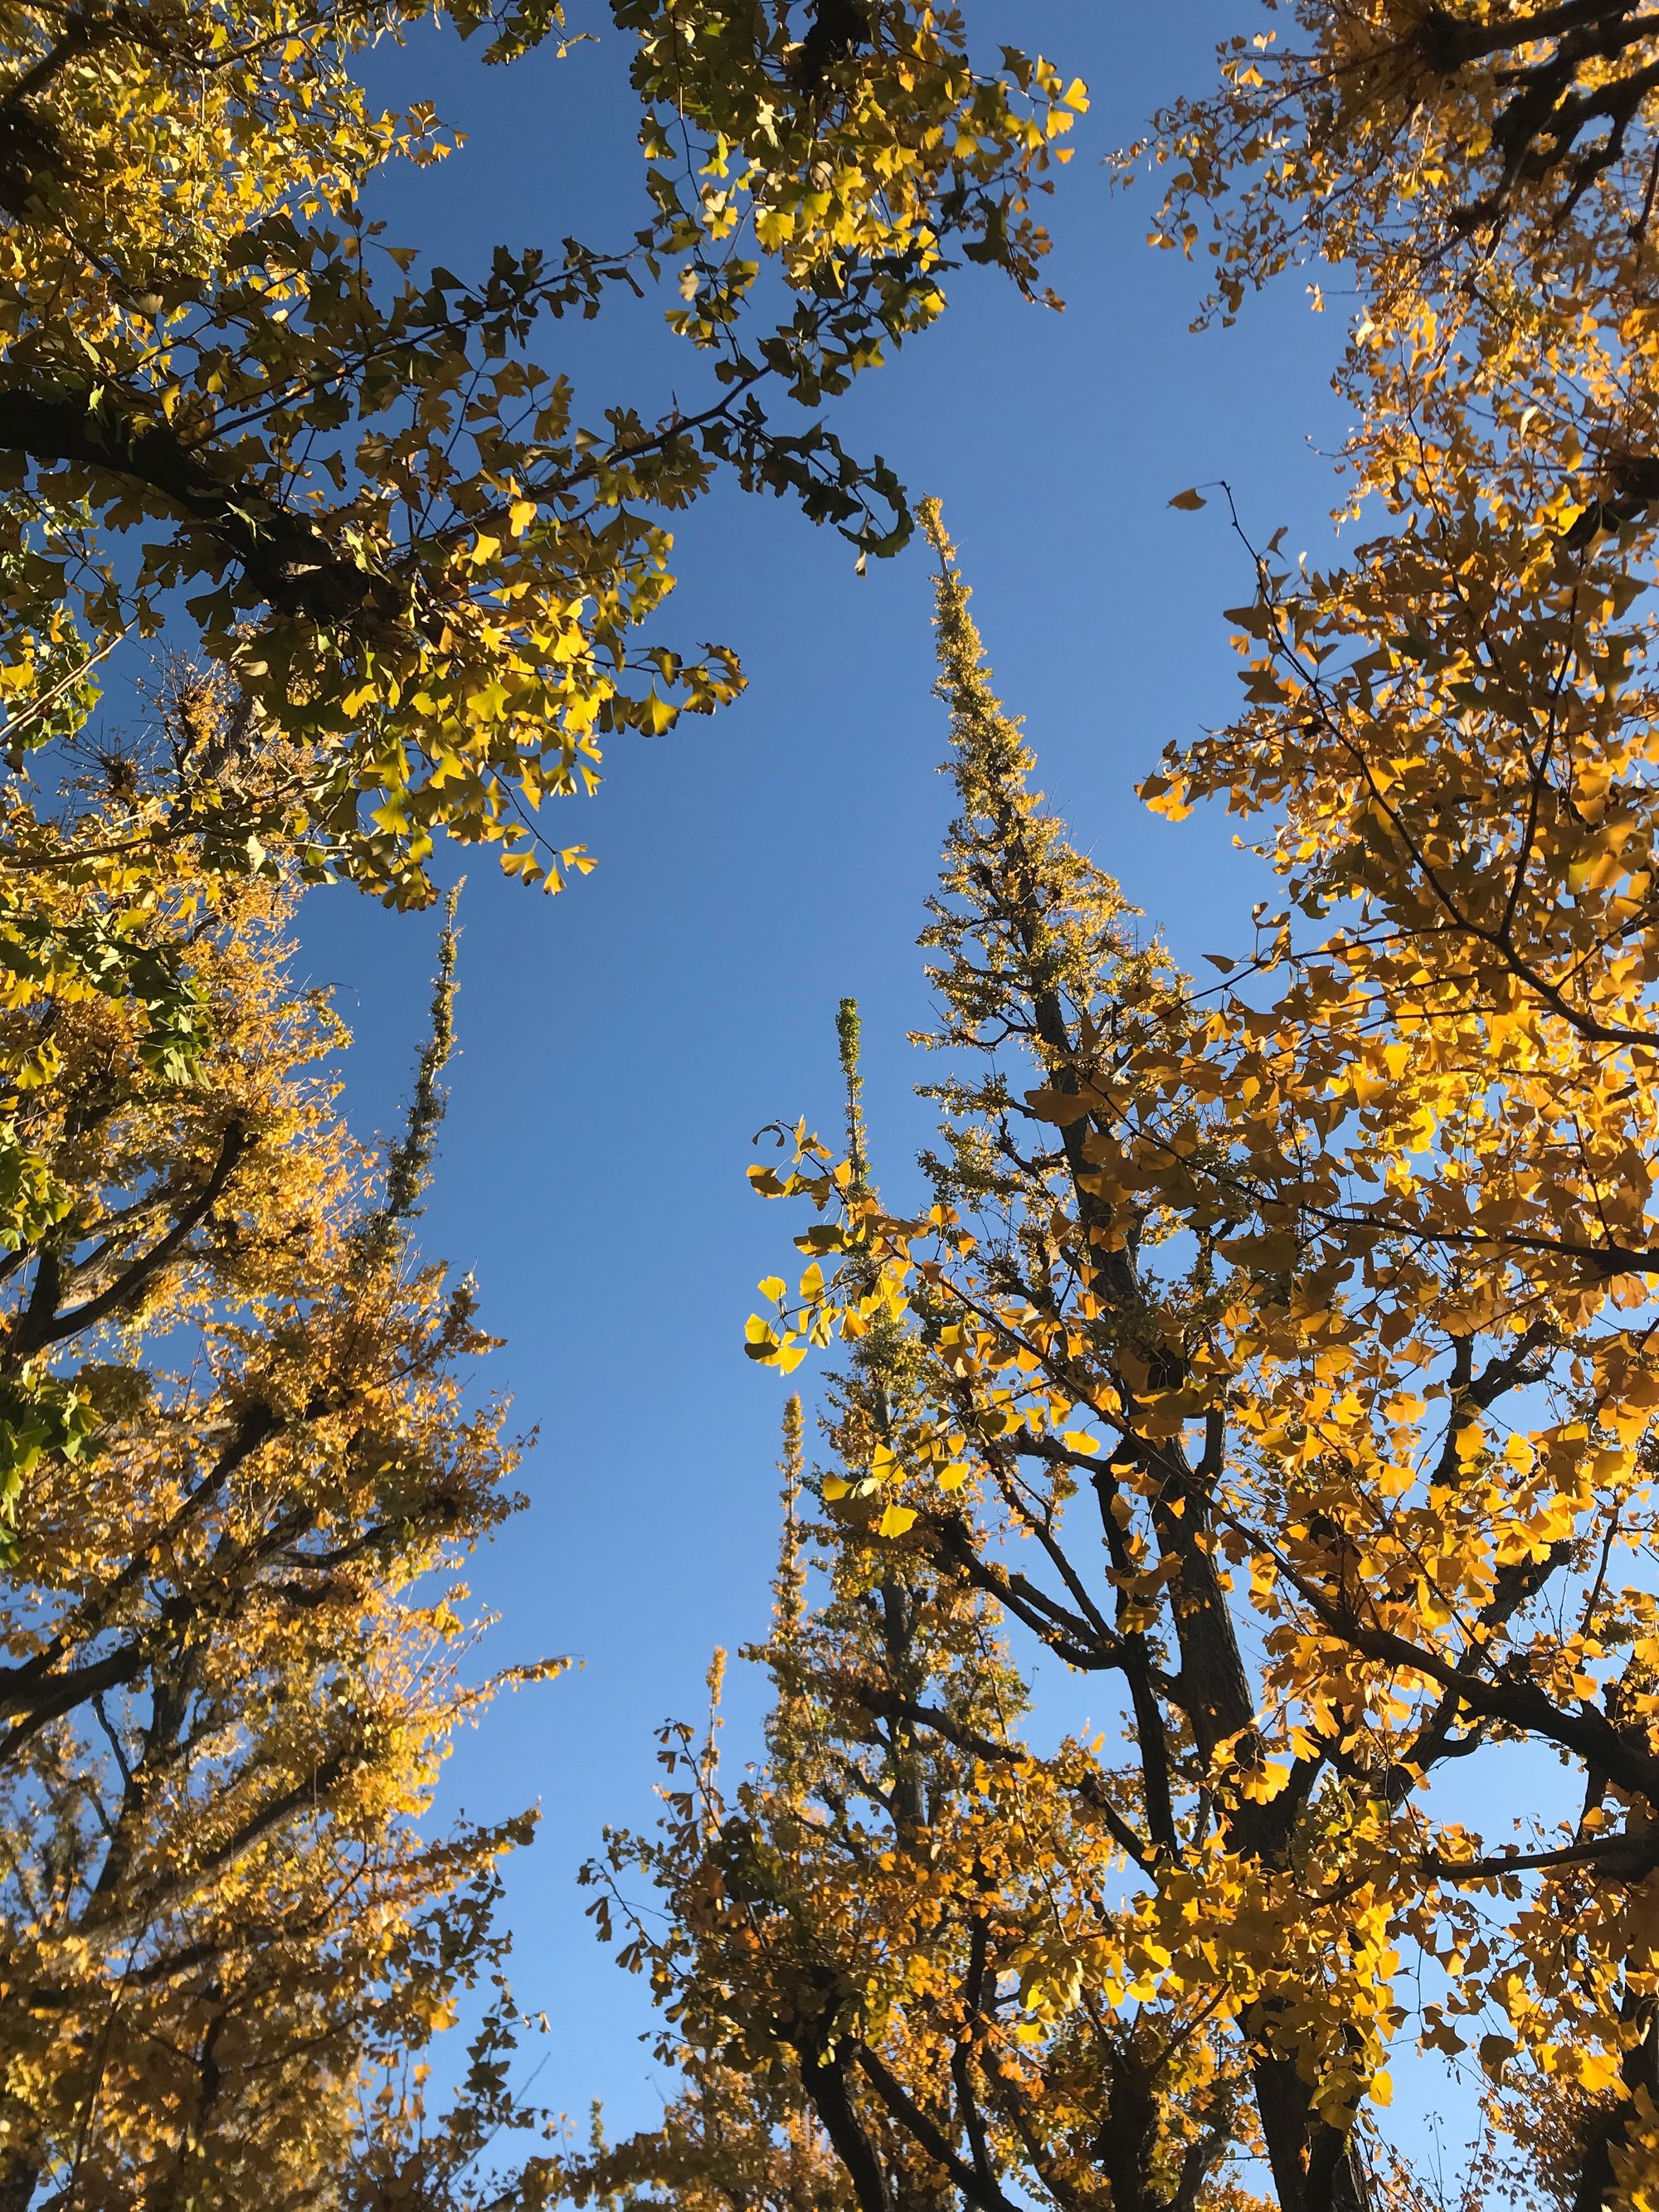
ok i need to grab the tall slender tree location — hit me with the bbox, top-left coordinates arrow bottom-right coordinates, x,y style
583,1016 -> 1259,2212
728,498 -> 1659,2212
0,846 -> 556,2205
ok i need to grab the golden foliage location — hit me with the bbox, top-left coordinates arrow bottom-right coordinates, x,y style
719,445 -> 1659,2212
585,18 -> 1659,2211
0,849 -> 552,2205
0,0 -> 1083,901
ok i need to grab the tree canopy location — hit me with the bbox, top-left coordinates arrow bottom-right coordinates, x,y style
39,7 -> 1659,2210
577,12 -> 1659,2203
0,0 -> 1083,902
0,843 -> 562,2205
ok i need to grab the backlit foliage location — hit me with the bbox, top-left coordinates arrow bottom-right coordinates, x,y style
0,855 -> 554,2205
0,0 -> 1085,901
570,15 -> 1659,2212
705,454 -> 1659,2212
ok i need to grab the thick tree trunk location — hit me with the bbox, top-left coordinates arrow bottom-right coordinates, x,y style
799,2046 -> 889,2212
1249,2046 -> 1370,2212
0,2140 -> 42,2212
1572,2001 -> 1657,2212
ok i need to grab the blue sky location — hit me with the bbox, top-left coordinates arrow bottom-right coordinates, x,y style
297,0 -> 1368,2149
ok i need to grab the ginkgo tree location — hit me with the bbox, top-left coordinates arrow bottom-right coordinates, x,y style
0,819 -> 561,2206
0,0 -> 1086,903
689,467 -> 1659,2212
577,1022 -> 1265,2212
0,0 -> 1087,1563
521,15 -> 1659,2212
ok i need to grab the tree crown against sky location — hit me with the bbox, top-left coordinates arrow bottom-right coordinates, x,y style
0,0 -> 1094,1535
562,11 -> 1659,2211
0,839 -> 566,2208
32,5 -> 1659,2209
0,0 -> 1084,905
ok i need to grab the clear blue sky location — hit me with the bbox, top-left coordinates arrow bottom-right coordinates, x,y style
299,0 -> 1367,2150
